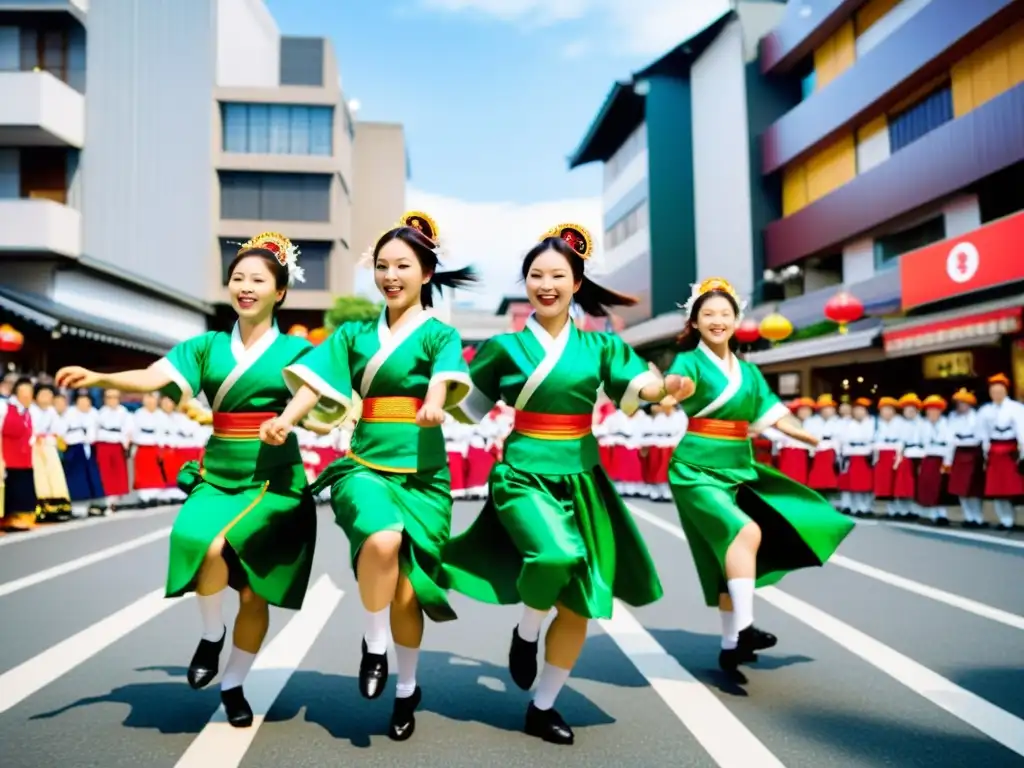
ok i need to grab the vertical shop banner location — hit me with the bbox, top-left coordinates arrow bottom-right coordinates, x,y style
900,211 -> 1024,310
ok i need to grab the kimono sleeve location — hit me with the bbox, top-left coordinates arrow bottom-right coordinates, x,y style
748,363 -> 790,434
282,327 -> 353,429
665,350 -> 700,381
427,323 -> 474,410
153,332 -> 214,404
600,334 -> 659,416
448,338 -> 504,424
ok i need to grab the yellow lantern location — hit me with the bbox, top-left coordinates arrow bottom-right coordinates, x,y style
287,324 -> 309,338
758,312 -> 793,343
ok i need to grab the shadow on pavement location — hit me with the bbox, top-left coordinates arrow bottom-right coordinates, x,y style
947,665 -> 1024,721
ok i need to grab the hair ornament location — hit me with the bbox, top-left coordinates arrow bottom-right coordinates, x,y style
540,222 -> 592,261
677,276 -> 747,322
236,232 -> 305,286
359,209 -> 445,268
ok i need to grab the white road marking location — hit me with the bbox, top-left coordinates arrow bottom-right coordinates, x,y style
0,506 -> 177,547
0,589 -> 180,714
599,603 -> 785,767
174,576 -> 344,768
0,528 -> 171,598
758,586 -> 1024,758
883,521 -> 1024,551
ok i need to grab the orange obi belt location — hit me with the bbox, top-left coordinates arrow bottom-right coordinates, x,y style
687,417 -> 750,441
212,411 -> 276,440
362,396 -> 423,424
513,410 -> 592,440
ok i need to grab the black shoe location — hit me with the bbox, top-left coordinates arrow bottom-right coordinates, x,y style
220,686 -> 253,728
718,646 -> 756,673
935,517 -> 950,527
737,624 -> 777,653
524,703 -> 574,745
389,686 -> 422,741
187,628 -> 226,690
508,626 -> 539,690
360,638 -> 388,700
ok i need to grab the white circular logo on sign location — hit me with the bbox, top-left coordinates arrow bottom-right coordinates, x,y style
946,241 -> 979,284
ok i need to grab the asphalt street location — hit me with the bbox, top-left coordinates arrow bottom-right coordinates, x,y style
1,499 -> 1023,767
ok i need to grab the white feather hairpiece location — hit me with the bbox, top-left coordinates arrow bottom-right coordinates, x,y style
230,233 -> 305,286
677,278 -> 747,322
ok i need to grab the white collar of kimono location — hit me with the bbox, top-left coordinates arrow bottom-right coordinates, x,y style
697,340 -> 739,381
517,314 -> 573,410
230,322 -> 280,363
692,340 -> 744,419
525,313 -> 572,352
377,306 -> 434,344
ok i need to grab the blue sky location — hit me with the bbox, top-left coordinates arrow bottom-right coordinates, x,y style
264,0 -> 729,204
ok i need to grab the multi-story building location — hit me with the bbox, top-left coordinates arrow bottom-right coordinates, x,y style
0,0 -> 406,372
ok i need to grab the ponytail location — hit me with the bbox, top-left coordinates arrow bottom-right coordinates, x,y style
574,275 -> 638,318
424,265 -> 479,308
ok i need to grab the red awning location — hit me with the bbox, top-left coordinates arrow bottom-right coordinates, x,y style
883,306 -> 1022,355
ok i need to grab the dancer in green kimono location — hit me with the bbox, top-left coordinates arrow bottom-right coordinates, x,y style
262,210 -> 475,741
665,277 -> 855,680
443,224 -> 689,746
55,232 -> 317,727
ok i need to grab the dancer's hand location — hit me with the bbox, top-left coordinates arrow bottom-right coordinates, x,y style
55,366 -> 99,389
416,403 -> 446,427
260,417 -> 292,445
664,374 -> 696,402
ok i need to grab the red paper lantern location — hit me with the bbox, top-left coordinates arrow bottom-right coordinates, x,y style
734,318 -> 761,345
824,291 -> 864,335
287,324 -> 309,338
307,327 -> 329,346
462,346 -> 476,363
0,324 -> 23,352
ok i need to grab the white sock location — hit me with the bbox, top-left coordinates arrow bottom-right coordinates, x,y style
394,643 -> 420,699
719,609 -> 738,650
532,664 -> 571,711
516,606 -> 548,643
220,645 -> 256,690
196,591 -> 225,642
727,578 -> 755,633
364,607 -> 390,654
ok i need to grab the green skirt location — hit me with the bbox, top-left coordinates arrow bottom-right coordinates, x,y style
312,457 -> 456,623
668,457 -> 855,606
166,461 -> 317,610
443,462 -> 663,620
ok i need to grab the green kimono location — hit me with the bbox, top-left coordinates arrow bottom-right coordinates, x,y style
154,324 -> 317,610
667,341 -> 855,606
443,316 -> 664,620
282,308 -> 472,623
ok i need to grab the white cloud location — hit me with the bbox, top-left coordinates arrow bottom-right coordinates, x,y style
351,186 -> 604,310
420,0 -> 590,25
562,38 -> 591,59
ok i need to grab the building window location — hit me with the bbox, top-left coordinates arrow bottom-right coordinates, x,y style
603,126 -> 647,188
219,171 -> 331,222
888,85 -> 953,153
222,103 -> 333,156
280,37 -> 324,87
604,200 -> 648,250
874,216 -> 946,271
221,239 -> 330,290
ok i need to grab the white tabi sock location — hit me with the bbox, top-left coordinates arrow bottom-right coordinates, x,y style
394,643 -> 420,699
532,664 -> 571,711
720,609 -> 739,650
196,591 -> 225,642
516,606 -> 549,643
727,578 -> 755,633
221,645 -> 256,691
364,607 -> 390,654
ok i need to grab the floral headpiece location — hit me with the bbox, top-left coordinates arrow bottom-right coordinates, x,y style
541,223 -> 592,260
678,277 -> 747,322
236,232 -> 305,286
359,210 -> 445,267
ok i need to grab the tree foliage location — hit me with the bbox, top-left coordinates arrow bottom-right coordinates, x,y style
324,295 -> 382,330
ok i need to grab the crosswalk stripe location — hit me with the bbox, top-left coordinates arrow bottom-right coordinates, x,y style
174,575 -> 344,768
884,521 -> 1024,551
0,507 -> 177,548
599,603 -> 785,767
0,528 -> 171,598
0,589 -> 180,714
758,586 -> 1024,757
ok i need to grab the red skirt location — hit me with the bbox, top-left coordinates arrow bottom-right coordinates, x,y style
466,445 -> 495,488
752,437 -> 773,466
447,452 -> 466,491
611,445 -> 644,483
808,449 -> 838,491
777,447 -> 809,485
642,446 -> 672,484
161,448 -> 186,489
984,440 -> 1024,498
873,449 -> 898,498
95,442 -> 129,496
947,446 -> 984,498
313,447 -> 337,475
599,444 -> 615,473
133,445 -> 165,490
915,456 -> 946,507
842,455 -> 874,493
893,457 -> 919,499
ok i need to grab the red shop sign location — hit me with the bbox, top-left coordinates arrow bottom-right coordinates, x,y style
900,210 -> 1024,310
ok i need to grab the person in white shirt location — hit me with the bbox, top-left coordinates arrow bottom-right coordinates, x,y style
946,388 -> 986,527
130,392 -> 167,506
917,395 -> 951,525
157,394 -> 187,503
632,407 -> 655,497
978,372 -> 1023,530
95,388 -> 132,499
30,383 -> 72,519
805,394 -> 841,507
839,397 -> 876,517
465,408 -> 501,500
593,400 -> 617,475
774,398 -> 814,484
60,391 -> 106,514
892,394 -> 926,519
443,413 -> 468,499
645,403 -> 676,501
872,396 -> 902,515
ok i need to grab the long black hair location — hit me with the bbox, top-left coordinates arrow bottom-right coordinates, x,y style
677,289 -> 742,351
227,248 -> 290,313
373,225 -> 477,308
521,236 -> 636,318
